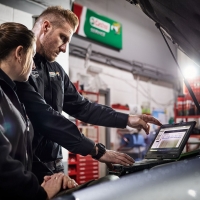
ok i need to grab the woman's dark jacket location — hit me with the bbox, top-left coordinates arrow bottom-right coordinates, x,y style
0,69 -> 47,200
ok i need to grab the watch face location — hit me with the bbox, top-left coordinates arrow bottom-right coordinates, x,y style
99,143 -> 105,148
97,143 -> 106,153
97,143 -> 106,150
92,143 -> 106,160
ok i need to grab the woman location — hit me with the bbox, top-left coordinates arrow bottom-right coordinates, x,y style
0,22 -> 64,199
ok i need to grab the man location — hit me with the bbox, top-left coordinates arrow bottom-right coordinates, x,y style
15,6 -> 161,185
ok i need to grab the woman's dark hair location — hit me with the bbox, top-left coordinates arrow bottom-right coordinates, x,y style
0,22 -> 35,61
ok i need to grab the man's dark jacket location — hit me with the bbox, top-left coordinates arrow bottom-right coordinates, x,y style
15,53 -> 129,182
0,69 -> 47,200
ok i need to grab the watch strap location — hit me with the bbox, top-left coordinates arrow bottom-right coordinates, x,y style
92,143 -> 106,160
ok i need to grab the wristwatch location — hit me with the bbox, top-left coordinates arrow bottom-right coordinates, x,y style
91,143 -> 106,160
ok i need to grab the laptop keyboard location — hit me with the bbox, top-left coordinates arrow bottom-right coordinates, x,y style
110,159 -> 175,176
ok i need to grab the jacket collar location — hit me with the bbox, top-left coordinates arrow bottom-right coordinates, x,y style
0,69 -> 16,90
34,53 -> 47,67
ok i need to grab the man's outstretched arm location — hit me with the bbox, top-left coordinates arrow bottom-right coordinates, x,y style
62,74 -> 162,133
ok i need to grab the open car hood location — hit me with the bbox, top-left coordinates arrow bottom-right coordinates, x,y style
126,0 -> 200,66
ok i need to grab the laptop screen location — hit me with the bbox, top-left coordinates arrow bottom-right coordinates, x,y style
146,121 -> 196,159
150,125 -> 190,150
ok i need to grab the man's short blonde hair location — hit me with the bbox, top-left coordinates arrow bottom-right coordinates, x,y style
34,6 -> 79,32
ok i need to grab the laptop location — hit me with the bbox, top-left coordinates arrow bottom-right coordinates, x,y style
110,121 -> 197,176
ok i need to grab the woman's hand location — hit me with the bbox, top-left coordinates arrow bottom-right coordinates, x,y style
62,174 -> 78,189
41,173 -> 64,199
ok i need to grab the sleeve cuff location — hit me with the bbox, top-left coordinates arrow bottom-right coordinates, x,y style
34,186 -> 47,200
115,112 -> 129,128
78,135 -> 95,156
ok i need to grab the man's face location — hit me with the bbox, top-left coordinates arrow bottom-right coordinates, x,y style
41,21 -> 73,62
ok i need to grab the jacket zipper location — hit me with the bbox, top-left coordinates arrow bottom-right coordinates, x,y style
20,103 -> 29,171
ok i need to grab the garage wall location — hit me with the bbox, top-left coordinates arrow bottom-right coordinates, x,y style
69,55 -> 174,118
71,0 -> 178,78
0,0 -> 70,15
0,3 -> 33,28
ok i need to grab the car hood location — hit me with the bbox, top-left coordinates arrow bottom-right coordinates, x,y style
126,0 -> 200,66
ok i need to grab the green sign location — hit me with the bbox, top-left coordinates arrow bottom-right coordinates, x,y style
83,9 -> 122,49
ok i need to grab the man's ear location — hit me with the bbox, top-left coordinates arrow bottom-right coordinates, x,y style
43,20 -> 51,34
15,46 -> 23,63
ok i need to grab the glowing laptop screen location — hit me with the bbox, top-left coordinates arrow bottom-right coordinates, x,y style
150,125 -> 190,150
